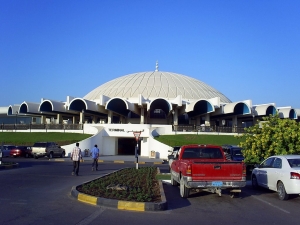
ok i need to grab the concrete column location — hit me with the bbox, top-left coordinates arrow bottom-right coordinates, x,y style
173,109 -> 178,126
205,114 -> 210,126
140,108 -> 144,124
56,114 -> 62,124
232,116 -> 238,127
232,115 -> 238,132
196,116 -> 201,126
80,111 -> 85,124
107,111 -> 112,124
145,110 -> 148,124
73,116 -> 76,124
92,115 -> 97,124
41,115 -> 46,124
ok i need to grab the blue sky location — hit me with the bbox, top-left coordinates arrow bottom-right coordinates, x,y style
1,1 -> 300,108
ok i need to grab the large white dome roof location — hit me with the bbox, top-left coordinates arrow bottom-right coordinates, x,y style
84,71 -> 232,103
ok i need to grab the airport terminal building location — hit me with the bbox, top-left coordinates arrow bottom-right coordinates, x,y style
0,63 -> 299,159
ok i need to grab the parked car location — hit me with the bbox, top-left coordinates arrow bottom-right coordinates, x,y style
31,142 -> 65,159
252,155 -> 300,200
221,145 -> 244,161
10,146 -> 32,158
1,145 -> 16,157
168,146 -> 181,170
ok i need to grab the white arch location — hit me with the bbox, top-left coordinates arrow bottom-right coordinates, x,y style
277,107 -> 297,119
186,99 -> 215,113
223,100 -> 251,114
39,99 -> 66,112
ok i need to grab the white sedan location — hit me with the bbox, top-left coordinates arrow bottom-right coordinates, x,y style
252,155 -> 300,200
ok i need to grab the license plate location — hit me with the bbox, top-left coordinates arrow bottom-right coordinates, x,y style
212,181 -> 223,187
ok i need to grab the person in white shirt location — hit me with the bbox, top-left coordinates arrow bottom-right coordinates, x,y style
71,143 -> 82,176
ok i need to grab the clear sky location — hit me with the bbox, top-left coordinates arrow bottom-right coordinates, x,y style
1,1 -> 300,109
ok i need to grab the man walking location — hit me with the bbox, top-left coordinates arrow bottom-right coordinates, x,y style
91,144 -> 100,171
71,142 -> 82,176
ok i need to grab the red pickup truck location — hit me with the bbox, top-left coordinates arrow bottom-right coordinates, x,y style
170,144 -> 246,198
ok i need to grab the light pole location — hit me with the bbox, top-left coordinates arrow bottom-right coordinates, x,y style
172,110 -> 176,135
15,111 -> 18,132
252,110 -> 255,126
15,111 -> 18,124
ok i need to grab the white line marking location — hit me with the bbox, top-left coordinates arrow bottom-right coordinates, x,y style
76,207 -> 105,225
252,195 -> 290,214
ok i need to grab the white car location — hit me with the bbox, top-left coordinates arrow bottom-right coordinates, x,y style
167,146 -> 181,170
252,155 -> 300,200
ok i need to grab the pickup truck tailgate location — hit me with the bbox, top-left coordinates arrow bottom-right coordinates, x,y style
191,161 -> 244,180
32,147 -> 45,154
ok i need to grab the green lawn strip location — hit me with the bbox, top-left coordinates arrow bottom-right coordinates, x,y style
0,132 -> 92,146
154,134 -> 245,147
156,174 -> 171,180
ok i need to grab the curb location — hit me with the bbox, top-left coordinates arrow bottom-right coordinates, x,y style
0,163 -> 19,170
50,158 -> 164,164
70,172 -> 168,212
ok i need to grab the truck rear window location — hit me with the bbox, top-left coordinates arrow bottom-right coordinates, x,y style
182,147 -> 223,159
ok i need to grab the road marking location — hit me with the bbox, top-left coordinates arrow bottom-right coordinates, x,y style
78,193 -> 97,205
11,202 -> 27,205
76,208 -> 105,225
252,195 -> 290,214
118,201 -> 145,211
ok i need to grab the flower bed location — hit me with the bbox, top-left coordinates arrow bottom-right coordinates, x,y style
77,166 -> 162,202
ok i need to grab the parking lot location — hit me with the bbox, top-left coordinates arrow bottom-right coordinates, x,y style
0,157 -> 299,225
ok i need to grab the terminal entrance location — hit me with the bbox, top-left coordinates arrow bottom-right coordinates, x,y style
117,138 -> 141,155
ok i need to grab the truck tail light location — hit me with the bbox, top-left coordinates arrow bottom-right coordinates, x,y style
242,164 -> 246,179
186,164 -> 191,175
290,172 -> 300,179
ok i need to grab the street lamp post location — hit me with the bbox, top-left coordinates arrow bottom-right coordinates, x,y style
172,110 -> 176,135
15,111 -> 18,132
252,110 -> 255,126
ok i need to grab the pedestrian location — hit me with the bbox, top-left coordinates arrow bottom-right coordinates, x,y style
71,142 -> 82,176
91,144 -> 100,171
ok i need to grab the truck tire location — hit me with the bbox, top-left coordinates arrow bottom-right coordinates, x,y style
171,173 -> 178,186
277,181 -> 289,200
180,176 -> 190,198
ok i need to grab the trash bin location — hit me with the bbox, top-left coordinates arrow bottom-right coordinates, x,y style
150,150 -> 156,158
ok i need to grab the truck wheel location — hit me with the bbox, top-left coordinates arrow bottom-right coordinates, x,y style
171,173 -> 178,186
277,181 -> 289,200
180,176 -> 190,198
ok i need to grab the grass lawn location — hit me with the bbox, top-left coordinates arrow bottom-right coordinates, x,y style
154,134 -> 245,147
0,132 -> 92,146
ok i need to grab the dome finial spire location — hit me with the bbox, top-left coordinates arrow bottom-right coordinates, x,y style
155,60 -> 159,71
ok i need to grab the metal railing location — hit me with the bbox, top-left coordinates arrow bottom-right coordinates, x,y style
174,125 -> 246,134
0,123 -> 83,131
